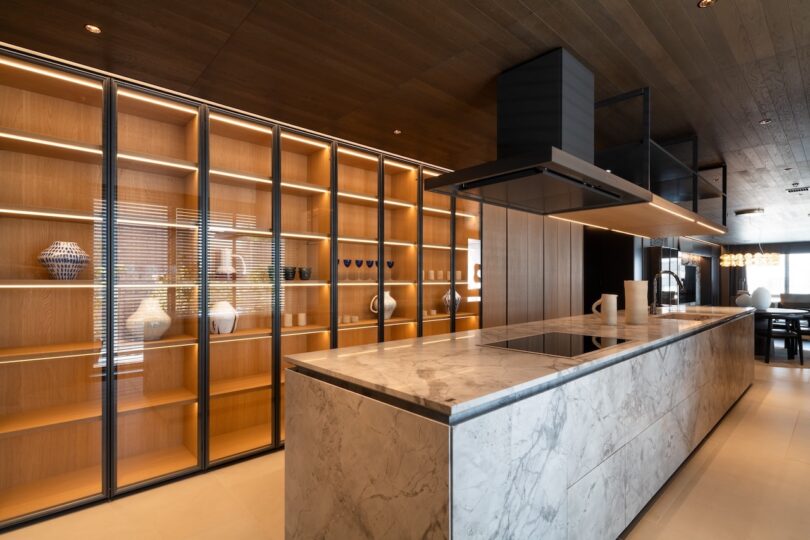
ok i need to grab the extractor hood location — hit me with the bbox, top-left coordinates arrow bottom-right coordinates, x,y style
426,48 -> 727,238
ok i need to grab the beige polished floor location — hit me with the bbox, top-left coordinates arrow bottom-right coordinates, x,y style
7,349 -> 810,539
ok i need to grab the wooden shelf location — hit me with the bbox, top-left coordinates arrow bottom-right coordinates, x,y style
117,151 -> 197,177
210,373 -> 271,397
384,317 -> 415,326
0,341 -> 102,363
117,446 -> 197,488
338,236 -> 378,245
209,424 -> 272,462
284,280 -> 329,287
384,239 -> 416,247
337,191 -> 378,207
118,388 -> 197,414
423,244 -> 452,251
0,280 -> 100,289
0,128 -> 102,163
209,168 -> 273,190
423,281 -> 452,286
281,324 -> 329,336
386,281 -> 416,286
280,230 -> 330,241
281,179 -> 329,195
0,206 -> 98,223
208,282 -> 273,289
338,281 -> 378,287
209,225 -> 273,239
116,334 -> 197,352
0,401 -> 101,437
210,328 -> 272,343
424,314 -> 451,322
0,466 -> 101,524
422,206 -> 452,217
115,282 -> 198,290
338,318 -> 378,330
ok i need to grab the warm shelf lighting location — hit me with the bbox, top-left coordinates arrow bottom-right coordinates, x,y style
209,282 -> 274,288
337,282 -> 378,287
116,283 -> 197,289
0,282 -> 101,289
84,24 -> 102,34
284,282 -> 329,287
338,236 -> 378,245
281,181 -> 329,194
0,56 -> 102,89
118,218 -> 198,230
281,232 -> 329,240
384,199 -> 415,209
385,160 -> 416,172
649,202 -> 695,222
118,89 -> 197,115
423,244 -> 451,250
0,131 -> 102,156
548,214 -> 609,230
210,169 -> 272,185
696,221 -> 725,234
423,206 -> 451,215
282,329 -> 330,337
281,132 -> 329,149
697,0 -> 716,8
0,207 -> 99,222
338,192 -> 378,204
118,152 -> 198,172
338,148 -> 378,162
386,281 -> 415,286
384,240 -> 415,247
684,236 -> 721,248
210,334 -> 271,345
611,228 -> 650,239
210,226 -> 273,237
338,325 -> 378,332
210,113 -> 273,135
422,170 -> 443,178
455,211 -> 476,218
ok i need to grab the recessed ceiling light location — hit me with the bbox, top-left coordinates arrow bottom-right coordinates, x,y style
85,24 -> 101,34
759,118 -> 772,125
697,0 -> 716,7
734,207 -> 765,216
605,169 -> 612,173
393,129 -> 402,135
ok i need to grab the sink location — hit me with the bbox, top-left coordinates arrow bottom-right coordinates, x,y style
655,313 -> 716,321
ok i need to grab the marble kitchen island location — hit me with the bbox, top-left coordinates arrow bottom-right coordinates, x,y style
285,307 -> 754,539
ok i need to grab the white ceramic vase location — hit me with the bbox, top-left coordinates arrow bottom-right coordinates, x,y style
443,288 -> 461,314
126,297 -> 171,341
735,293 -> 752,307
751,287 -> 771,310
624,280 -> 649,324
38,241 -> 89,280
370,291 -> 397,320
209,300 -> 239,334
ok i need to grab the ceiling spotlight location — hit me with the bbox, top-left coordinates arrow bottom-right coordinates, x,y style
759,118 -> 772,125
85,24 -> 101,34
697,0 -> 716,7
393,129 -> 402,135
605,169 -> 612,173
734,207 -> 765,216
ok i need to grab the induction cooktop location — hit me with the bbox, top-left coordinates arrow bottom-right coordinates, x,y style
481,332 -> 629,358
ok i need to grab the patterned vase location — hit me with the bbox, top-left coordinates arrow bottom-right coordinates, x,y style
443,288 -> 461,314
209,300 -> 239,334
38,241 -> 89,280
126,297 -> 171,341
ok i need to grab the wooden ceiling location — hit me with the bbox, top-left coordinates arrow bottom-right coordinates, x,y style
1,0 -> 809,244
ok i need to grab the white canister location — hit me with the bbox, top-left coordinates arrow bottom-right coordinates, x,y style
428,270 -> 436,281
591,293 -> 618,325
624,280 -> 648,325
283,313 -> 293,327
436,270 -> 443,280
455,270 -> 463,281
297,312 -> 307,326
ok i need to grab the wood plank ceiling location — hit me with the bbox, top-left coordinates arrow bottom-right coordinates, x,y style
1,0 -> 809,244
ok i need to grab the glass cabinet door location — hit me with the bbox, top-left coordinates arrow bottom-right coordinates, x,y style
421,169 -> 454,337
454,199 -> 481,332
0,55 -> 105,523
207,113 -> 274,462
114,87 -> 200,488
383,159 -> 418,341
278,130 -> 332,441
336,147 -> 380,347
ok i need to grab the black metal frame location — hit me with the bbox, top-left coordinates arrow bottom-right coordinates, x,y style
416,166 -> 424,337
0,45 -> 483,532
450,197 -> 457,332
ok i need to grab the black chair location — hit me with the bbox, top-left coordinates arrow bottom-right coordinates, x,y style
759,315 -> 805,365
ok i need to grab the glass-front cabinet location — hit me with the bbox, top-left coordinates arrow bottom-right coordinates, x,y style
0,57 -> 106,523
0,50 -> 482,529
114,87 -> 201,488
207,112 -> 274,462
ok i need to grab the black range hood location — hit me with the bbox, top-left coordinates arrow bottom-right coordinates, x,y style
426,48 -> 651,214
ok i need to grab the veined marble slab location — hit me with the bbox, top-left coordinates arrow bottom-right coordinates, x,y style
285,307 -> 753,418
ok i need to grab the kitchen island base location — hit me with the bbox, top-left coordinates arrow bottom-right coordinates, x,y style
285,313 -> 753,539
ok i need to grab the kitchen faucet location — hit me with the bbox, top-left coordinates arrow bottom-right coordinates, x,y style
650,271 -> 685,314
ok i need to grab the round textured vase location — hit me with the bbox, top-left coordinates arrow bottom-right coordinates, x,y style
126,297 -> 171,341
38,241 -> 89,280
751,287 -> 771,310
370,291 -> 397,320
443,288 -> 461,314
210,300 -> 239,334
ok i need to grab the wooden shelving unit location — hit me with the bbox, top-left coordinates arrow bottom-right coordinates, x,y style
454,198 -> 482,332
422,171 -> 454,337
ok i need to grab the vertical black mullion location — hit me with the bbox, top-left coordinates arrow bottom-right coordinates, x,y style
330,143 -> 338,348
641,87 -> 651,190
721,163 -> 728,227
450,196 -> 457,333
416,166 -> 424,337
377,156 -> 385,342
103,78 -> 117,497
478,201 -> 483,329
691,136 -> 699,214
271,126 -> 282,447
198,106 -> 210,468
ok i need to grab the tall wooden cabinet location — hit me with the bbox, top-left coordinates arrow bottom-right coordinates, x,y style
0,48 -> 481,529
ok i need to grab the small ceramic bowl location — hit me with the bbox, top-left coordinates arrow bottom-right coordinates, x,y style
298,267 -> 312,280
282,266 -> 296,280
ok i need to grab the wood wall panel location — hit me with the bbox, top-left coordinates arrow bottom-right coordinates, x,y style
527,214 -> 544,322
570,223 -> 584,315
506,209 -> 528,325
482,204 -> 506,328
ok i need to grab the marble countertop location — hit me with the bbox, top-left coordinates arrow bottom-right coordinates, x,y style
285,306 -> 754,419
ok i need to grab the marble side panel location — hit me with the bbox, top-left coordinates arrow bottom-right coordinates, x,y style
285,370 -> 450,540
451,387 -> 567,539
567,448 -> 626,540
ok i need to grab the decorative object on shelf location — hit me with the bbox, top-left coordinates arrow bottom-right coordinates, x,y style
351,315 -> 359,323
735,292 -> 752,307
298,267 -> 312,280
215,247 -> 246,280
455,270 -> 463,281
443,288 -> 461,314
751,287 -> 771,310
282,266 -> 296,280
428,270 -> 436,281
355,259 -> 363,280
209,301 -> 239,334
386,260 -> 394,269
437,270 -> 444,280
366,259 -> 374,280
429,309 -> 437,316
370,291 -> 397,320
342,314 -> 352,324
592,293 -> 618,326
38,241 -> 89,280
720,252 -> 780,267
624,280 -> 648,325
284,313 -> 293,327
126,297 -> 171,341
342,258 -> 351,280
297,312 -> 307,326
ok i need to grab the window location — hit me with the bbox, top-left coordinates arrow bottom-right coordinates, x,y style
746,254 -> 785,296
789,253 -> 810,294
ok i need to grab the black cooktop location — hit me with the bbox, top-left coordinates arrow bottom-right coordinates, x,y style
481,332 -> 629,358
